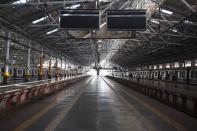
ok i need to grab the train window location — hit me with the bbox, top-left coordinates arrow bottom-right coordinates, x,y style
185,60 -> 191,67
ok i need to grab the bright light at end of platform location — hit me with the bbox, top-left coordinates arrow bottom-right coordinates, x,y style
87,69 -> 97,76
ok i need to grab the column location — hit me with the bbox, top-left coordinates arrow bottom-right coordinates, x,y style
39,51 -> 43,80
3,32 -> 11,85
61,58 -> 63,78
48,56 -> 51,79
62,58 -> 65,77
25,46 -> 31,81
55,58 -> 58,79
68,61 -> 70,77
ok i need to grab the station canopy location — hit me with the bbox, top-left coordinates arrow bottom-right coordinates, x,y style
0,0 -> 196,68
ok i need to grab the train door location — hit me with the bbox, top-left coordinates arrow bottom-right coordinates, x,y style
158,71 -> 161,80
23,69 -> 25,78
165,71 -> 169,80
13,68 -> 17,78
32,69 -> 34,77
152,71 -> 154,80
9,67 -> 13,77
186,68 -> 190,84
175,71 -> 178,81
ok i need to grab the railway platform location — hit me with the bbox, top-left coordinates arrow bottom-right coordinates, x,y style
107,76 -> 197,118
0,76 -> 197,131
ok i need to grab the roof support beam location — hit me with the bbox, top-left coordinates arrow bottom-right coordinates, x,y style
180,0 -> 196,13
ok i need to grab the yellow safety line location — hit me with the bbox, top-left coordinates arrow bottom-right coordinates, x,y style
102,77 -> 188,131
13,76 -> 93,131
13,103 -> 56,131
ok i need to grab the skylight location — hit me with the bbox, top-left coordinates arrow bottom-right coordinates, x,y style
46,28 -> 58,35
12,0 -> 30,4
32,16 -> 48,24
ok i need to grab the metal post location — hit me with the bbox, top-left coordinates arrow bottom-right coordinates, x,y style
39,51 -> 44,80
25,46 -> 31,81
48,56 -> 51,79
3,32 -> 11,85
2,33 -> 10,84
67,61 -> 69,77
61,58 -> 63,78
63,59 -> 65,78
55,57 -> 58,80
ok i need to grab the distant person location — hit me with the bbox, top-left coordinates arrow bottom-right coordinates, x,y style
137,75 -> 141,82
55,74 -> 58,81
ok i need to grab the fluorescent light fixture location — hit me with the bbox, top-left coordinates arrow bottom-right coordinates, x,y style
46,28 -> 58,35
170,29 -> 178,33
32,16 -> 48,24
161,9 -> 173,15
184,20 -> 193,24
12,0 -> 29,4
100,22 -> 106,28
66,4 -> 80,9
83,33 -> 91,38
62,14 -> 71,16
151,20 -> 159,24
157,8 -> 173,15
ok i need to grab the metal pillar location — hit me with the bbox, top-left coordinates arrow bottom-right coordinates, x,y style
61,59 -> 63,78
62,59 -> 65,77
48,56 -> 52,79
39,51 -> 44,80
68,61 -> 70,77
3,32 -> 11,85
55,58 -> 58,79
25,47 -> 31,81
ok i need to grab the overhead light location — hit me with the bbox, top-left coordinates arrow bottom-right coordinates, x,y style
46,28 -> 58,35
161,9 -> 173,15
98,40 -> 102,43
66,4 -> 80,9
12,0 -> 29,4
32,16 -> 48,24
151,20 -> 159,24
83,33 -> 91,38
184,20 -> 193,24
170,29 -> 178,33
100,22 -> 106,28
157,8 -> 173,15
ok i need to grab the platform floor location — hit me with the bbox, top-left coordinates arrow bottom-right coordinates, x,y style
0,76 -> 197,131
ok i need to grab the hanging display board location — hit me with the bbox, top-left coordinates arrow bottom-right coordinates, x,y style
106,10 -> 147,30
